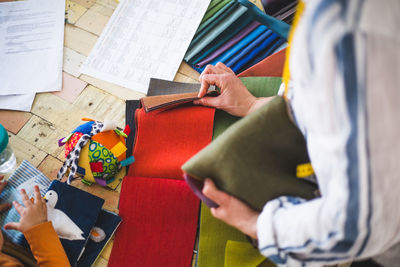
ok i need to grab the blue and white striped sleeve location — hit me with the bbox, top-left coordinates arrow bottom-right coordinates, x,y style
256,0 -> 400,266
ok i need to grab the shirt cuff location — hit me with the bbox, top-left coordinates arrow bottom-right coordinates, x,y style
256,199 -> 281,257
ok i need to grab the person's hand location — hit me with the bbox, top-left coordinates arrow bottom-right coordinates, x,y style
194,62 -> 272,117
202,178 -> 259,239
4,185 -> 47,233
0,176 -> 12,250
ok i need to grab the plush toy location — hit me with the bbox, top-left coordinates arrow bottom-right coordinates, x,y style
57,119 -> 134,188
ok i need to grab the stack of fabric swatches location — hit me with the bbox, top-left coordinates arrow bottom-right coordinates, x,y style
184,0 -> 290,74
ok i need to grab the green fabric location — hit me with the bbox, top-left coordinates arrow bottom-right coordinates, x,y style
224,240 -> 274,267
184,5 -> 248,61
214,77 -> 283,138
197,203 -> 248,267
182,95 -> 317,211
201,0 -> 232,24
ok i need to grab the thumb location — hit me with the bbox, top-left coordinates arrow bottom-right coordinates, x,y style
194,96 -> 220,108
202,179 -> 227,204
4,222 -> 20,231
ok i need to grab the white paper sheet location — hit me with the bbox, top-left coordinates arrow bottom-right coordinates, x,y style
0,0 -> 65,96
0,94 -> 36,112
80,0 -> 210,94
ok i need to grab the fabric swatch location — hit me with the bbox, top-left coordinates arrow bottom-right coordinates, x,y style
108,176 -> 199,267
182,96 -> 317,211
184,5 -> 248,61
195,21 -> 260,68
189,18 -> 253,65
201,0 -> 231,24
230,33 -> 281,73
191,1 -> 238,47
129,105 -> 215,179
238,48 -> 286,77
224,240 -> 272,267
147,78 -> 215,96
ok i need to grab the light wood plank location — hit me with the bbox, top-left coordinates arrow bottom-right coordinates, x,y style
91,0 -> 118,17
176,61 -> 200,80
63,47 -> 87,77
174,72 -> 199,83
71,0 -> 96,9
65,0 -> 87,24
37,155 -> 63,180
79,74 -> 145,100
75,9 -> 109,36
64,24 -> 98,56
8,133 -> 47,168
73,85 -> 125,128
99,239 -> 113,260
31,93 -> 95,132
17,115 -> 69,158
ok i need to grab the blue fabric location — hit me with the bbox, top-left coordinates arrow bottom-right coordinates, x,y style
73,121 -> 94,135
189,17 -> 252,65
207,25 -> 269,67
237,38 -> 286,73
230,33 -> 279,72
224,29 -> 273,67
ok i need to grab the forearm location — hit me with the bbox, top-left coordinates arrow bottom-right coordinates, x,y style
246,96 -> 274,116
24,222 -> 70,267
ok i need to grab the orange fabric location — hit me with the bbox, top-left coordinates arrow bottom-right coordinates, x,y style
129,105 -> 215,179
23,221 -> 70,267
0,252 -> 24,267
238,48 -> 286,78
92,131 -> 126,161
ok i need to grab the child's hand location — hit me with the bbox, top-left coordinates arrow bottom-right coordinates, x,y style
4,185 -> 48,233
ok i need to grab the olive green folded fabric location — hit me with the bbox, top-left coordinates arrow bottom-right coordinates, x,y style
201,0 -> 231,24
182,96 -> 317,211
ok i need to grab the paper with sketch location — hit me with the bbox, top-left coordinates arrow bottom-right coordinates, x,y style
0,0 -> 65,96
80,0 -> 210,94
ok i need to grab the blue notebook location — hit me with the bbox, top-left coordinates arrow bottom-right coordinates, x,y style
77,209 -> 122,266
45,180 -> 105,266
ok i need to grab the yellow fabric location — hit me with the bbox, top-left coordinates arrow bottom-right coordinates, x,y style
296,163 -> 315,178
283,1 -> 305,98
110,141 -> 127,158
78,142 -> 96,183
224,240 -> 275,267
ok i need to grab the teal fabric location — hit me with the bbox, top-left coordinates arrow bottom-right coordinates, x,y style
184,5 -> 248,61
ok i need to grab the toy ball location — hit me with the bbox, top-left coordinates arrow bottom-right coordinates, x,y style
57,119 -> 134,188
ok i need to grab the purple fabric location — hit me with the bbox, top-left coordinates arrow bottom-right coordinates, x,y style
195,21 -> 260,68
184,174 -> 219,208
95,178 -> 107,187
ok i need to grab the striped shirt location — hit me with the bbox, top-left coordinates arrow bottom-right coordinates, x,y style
257,0 -> 400,266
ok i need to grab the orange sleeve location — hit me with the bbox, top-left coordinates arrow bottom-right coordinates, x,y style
23,221 -> 70,267
0,252 -> 24,267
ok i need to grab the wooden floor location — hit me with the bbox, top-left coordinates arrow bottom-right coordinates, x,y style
0,0 -> 263,266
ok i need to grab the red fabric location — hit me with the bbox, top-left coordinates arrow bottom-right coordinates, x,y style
65,132 -> 83,158
108,176 -> 200,267
89,161 -> 103,172
129,105 -> 215,179
123,124 -> 131,136
238,48 -> 286,77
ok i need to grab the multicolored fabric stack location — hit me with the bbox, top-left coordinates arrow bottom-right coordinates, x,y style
184,0 -> 289,74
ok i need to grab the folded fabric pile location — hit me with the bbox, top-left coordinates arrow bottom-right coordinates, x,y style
184,0 -> 289,74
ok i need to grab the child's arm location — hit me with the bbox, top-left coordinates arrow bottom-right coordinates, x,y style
4,186 -> 70,267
